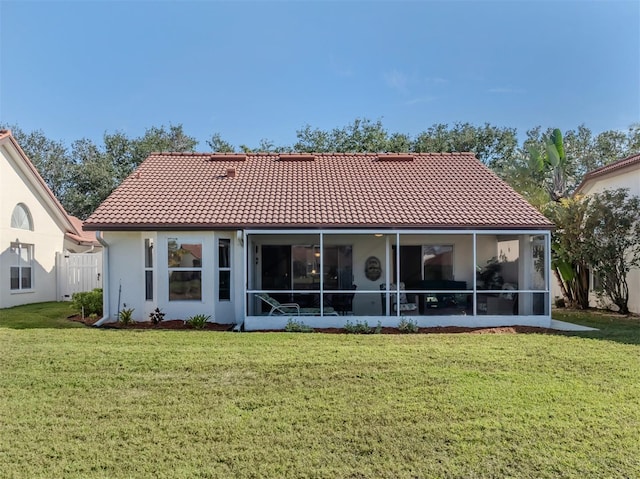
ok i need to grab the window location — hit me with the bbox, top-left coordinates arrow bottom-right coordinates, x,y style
11,203 -> 33,231
422,245 -> 454,281
218,239 -> 231,301
168,239 -> 202,301
10,243 -> 33,291
321,246 -> 353,290
263,244 -> 353,291
591,269 -> 603,292
144,239 -> 154,301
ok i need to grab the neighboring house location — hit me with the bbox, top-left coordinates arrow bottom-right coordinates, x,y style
85,152 -> 554,330
0,130 -> 101,308
576,153 -> 640,314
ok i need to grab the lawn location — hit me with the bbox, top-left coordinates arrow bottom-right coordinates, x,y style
0,304 -> 639,478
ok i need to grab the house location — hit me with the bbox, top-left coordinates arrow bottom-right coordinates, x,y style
0,130 -> 101,308
575,153 -> 640,314
85,151 -> 554,330
85,152 -> 554,329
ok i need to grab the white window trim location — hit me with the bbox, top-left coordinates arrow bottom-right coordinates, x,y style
144,238 -> 154,301
10,242 -> 34,293
167,237 -> 203,302
218,238 -> 231,301
10,203 -> 34,231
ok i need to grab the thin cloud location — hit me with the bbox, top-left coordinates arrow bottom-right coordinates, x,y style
405,96 -> 437,105
425,77 -> 448,84
329,55 -> 354,78
488,87 -> 525,94
384,70 -> 409,93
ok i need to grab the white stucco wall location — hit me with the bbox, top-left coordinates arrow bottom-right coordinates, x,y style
0,145 -> 67,308
579,165 -> 640,314
102,230 -> 242,323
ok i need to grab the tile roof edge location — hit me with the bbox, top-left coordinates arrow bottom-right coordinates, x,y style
83,222 -> 554,231
575,152 -> 640,193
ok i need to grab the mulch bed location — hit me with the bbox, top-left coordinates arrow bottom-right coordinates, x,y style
68,315 -> 234,331
69,315 -> 557,334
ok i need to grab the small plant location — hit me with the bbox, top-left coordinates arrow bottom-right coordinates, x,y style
187,314 -> 211,329
285,319 -> 314,333
118,304 -> 135,326
374,321 -> 382,334
344,320 -> 376,334
554,296 -> 566,308
149,308 -> 166,325
88,313 -> 98,320
71,288 -> 103,317
397,317 -> 419,333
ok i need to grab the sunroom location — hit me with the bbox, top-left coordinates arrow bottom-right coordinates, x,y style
244,229 -> 550,330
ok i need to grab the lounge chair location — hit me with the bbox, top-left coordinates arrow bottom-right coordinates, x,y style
380,283 -> 419,315
257,293 -> 338,316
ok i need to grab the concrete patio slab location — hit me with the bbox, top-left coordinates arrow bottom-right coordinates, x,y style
550,320 -> 598,331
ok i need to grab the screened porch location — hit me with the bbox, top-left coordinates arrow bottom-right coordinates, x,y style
243,230 -> 551,330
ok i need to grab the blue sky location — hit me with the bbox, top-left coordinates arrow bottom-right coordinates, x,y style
1,0 -> 638,150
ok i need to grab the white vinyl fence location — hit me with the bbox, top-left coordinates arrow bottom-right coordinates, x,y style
56,252 -> 102,301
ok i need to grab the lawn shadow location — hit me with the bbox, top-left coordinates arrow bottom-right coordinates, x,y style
553,309 -> 640,346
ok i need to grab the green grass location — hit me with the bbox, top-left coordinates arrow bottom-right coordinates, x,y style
0,301 -> 84,329
553,308 -> 640,345
0,303 -> 639,478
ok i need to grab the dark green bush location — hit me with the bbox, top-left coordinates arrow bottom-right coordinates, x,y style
187,314 -> 211,329
149,308 -> 165,325
71,288 -> 103,316
118,306 -> 135,325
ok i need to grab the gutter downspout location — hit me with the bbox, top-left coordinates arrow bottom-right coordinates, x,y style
93,231 -> 112,327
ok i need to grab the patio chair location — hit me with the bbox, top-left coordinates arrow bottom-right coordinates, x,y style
330,285 -> 357,315
380,283 -> 419,315
257,293 -> 337,316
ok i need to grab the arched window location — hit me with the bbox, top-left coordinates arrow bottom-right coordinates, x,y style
11,203 -> 33,231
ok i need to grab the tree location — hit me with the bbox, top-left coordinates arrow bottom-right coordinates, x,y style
583,189 -> 640,314
65,139 -> 115,219
1,124 -> 72,199
130,124 -> 197,172
542,197 -> 591,309
528,129 -> 590,308
412,122 -> 518,168
207,133 -> 235,152
527,128 -> 570,202
294,118 -> 392,153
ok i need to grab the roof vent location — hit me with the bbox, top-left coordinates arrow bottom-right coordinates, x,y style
376,154 -> 414,162
226,168 -> 236,178
278,154 -> 315,162
209,154 -> 247,162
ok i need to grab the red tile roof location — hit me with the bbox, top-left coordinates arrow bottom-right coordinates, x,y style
575,152 -> 640,193
84,152 -> 553,230
66,216 -> 101,246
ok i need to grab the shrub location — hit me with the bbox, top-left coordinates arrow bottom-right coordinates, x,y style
187,314 -> 211,330
397,317 -> 419,333
344,320 -> 380,334
149,308 -> 165,325
71,288 -> 103,316
554,296 -> 566,308
118,305 -> 135,326
285,319 -> 314,333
